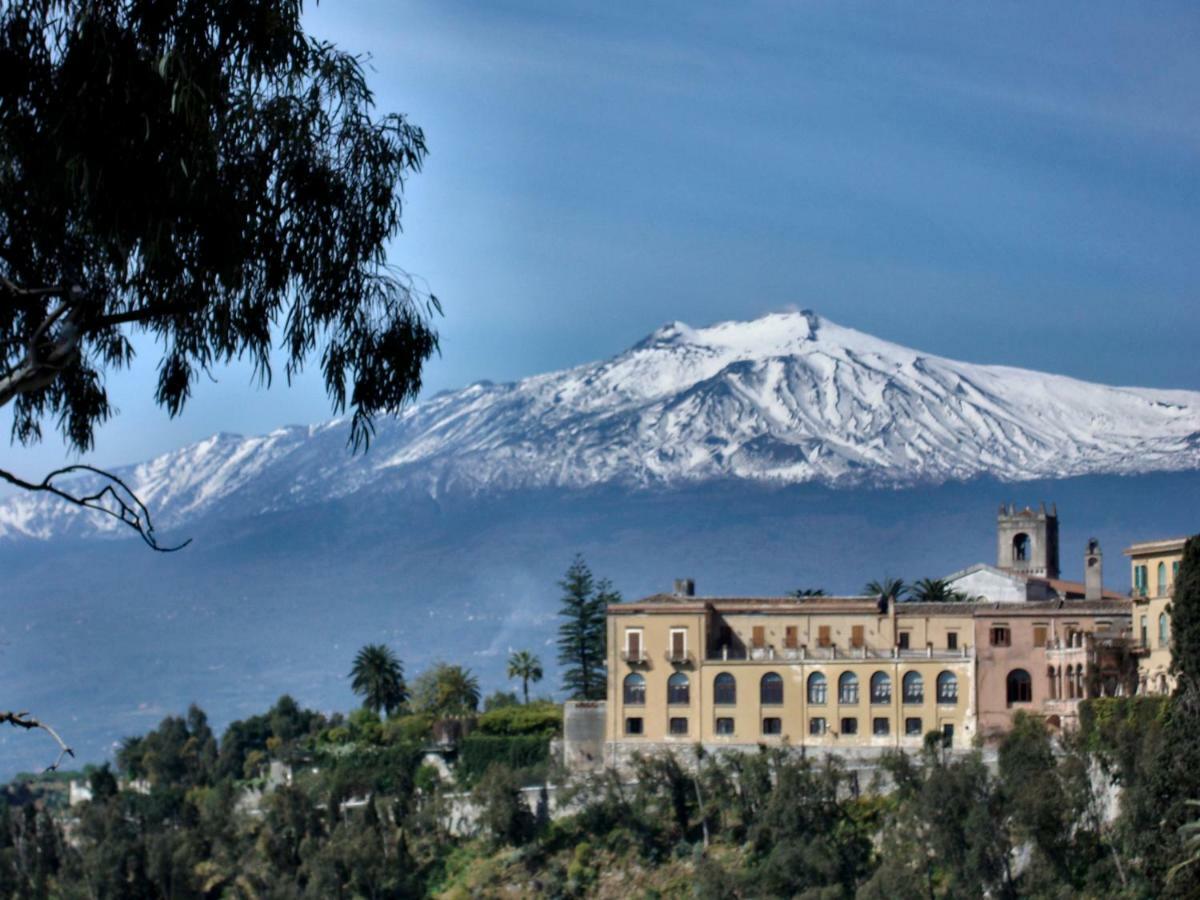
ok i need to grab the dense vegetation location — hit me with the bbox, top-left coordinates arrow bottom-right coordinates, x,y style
0,545 -> 1196,897
0,693 -> 1195,897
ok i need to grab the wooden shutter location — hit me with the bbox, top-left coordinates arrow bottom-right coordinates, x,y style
627,630 -> 641,658
752,625 -> 765,648
784,626 -> 798,649
672,630 -> 685,657
1032,625 -> 1047,648
818,625 -> 831,647
851,625 -> 865,648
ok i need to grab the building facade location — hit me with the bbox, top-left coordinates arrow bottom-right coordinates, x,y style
605,592 -> 976,764
1125,537 -> 1186,695
603,504 -> 1144,762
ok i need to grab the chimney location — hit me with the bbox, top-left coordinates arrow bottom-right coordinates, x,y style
1084,539 -> 1102,601
673,578 -> 695,597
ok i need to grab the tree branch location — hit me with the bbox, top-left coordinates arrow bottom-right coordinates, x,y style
91,301 -> 199,329
0,465 -> 190,552
0,711 -> 75,772
0,285 -> 85,408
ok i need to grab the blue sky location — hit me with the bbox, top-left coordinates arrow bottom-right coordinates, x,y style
5,0 -> 1199,473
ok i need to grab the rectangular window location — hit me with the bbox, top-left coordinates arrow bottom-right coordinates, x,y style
752,625 -> 765,649
1032,625 -> 1047,648
905,717 -> 922,736
851,625 -> 865,648
817,625 -> 831,648
942,723 -> 954,747
947,632 -> 958,651
715,717 -> 734,736
625,629 -> 643,661
762,717 -> 782,736
898,631 -> 910,650
1140,615 -> 1148,646
990,626 -> 1011,647
625,717 -> 643,736
841,717 -> 858,735
784,626 -> 798,649
809,717 -> 827,736
670,629 -> 687,660
669,717 -> 688,736
873,717 -> 890,736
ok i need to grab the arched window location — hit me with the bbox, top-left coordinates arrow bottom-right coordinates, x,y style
902,672 -> 923,704
1158,562 -> 1168,596
936,671 -> 958,704
838,672 -> 859,704
714,672 -> 737,706
623,673 -> 645,705
1159,613 -> 1169,647
667,672 -> 690,705
1006,669 -> 1032,705
808,672 -> 827,705
1047,666 -> 1057,700
1065,664 -> 1075,699
870,672 -> 891,704
760,672 -> 783,705
1013,532 -> 1030,562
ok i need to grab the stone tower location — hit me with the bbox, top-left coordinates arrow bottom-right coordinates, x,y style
997,502 -> 1060,579
1084,538 -> 1103,601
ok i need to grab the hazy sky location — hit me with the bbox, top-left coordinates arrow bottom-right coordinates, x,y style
5,0 -> 1199,473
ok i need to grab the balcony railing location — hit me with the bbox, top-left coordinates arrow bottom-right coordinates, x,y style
706,645 -> 975,662
664,649 -> 694,666
620,649 -> 649,664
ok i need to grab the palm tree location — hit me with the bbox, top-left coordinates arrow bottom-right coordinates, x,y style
349,644 -> 407,716
864,577 -> 908,602
507,650 -> 544,704
910,578 -> 970,603
412,663 -> 482,717
788,588 -> 826,597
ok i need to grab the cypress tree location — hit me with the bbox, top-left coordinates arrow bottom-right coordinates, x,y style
557,555 -> 612,700
1169,535 -> 1200,682
1144,534 -> 1200,895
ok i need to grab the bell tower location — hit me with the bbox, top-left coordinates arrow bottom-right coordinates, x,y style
996,502 -> 1059,579
1084,538 -> 1102,600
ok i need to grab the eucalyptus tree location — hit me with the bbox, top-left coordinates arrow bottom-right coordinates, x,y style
0,0 -> 438,547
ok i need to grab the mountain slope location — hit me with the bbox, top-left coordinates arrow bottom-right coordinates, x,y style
2,310 -> 1199,539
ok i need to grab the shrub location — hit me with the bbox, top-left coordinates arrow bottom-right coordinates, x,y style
457,735 -> 550,785
472,763 -> 536,848
476,702 -> 562,737
383,713 -> 434,744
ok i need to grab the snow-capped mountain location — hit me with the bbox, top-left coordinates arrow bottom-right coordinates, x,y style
3,310 -> 1199,539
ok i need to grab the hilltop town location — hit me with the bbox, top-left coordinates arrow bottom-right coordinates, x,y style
1,503 -> 1196,898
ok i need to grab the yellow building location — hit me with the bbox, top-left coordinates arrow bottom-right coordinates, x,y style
606,586 -> 977,764
1125,537 -> 1186,694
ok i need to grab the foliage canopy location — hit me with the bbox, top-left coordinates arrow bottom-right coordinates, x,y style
0,0 -> 438,454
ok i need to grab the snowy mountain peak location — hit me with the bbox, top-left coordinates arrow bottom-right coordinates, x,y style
3,311 -> 1200,540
